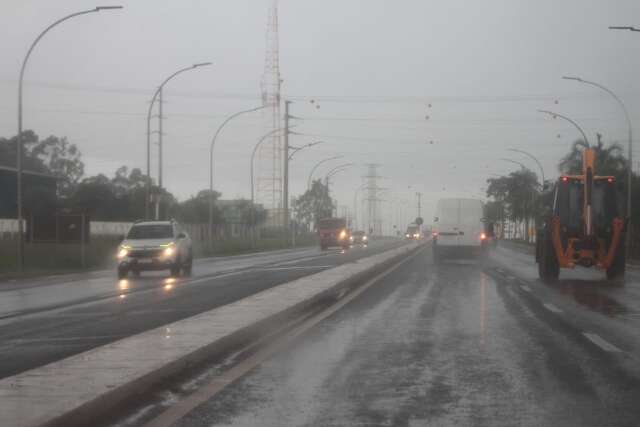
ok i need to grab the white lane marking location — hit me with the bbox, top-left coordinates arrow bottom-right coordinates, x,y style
8,335 -> 125,343
520,285 -> 532,292
271,254 -> 333,266
184,271 -> 245,285
543,303 -> 562,313
583,332 -> 622,353
496,268 -> 504,274
257,265 -> 334,271
505,275 -> 516,281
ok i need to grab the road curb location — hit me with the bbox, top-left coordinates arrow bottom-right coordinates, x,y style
0,242 -> 423,427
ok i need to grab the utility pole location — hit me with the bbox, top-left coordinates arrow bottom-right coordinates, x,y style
156,87 -> 163,220
283,100 -> 291,236
416,191 -> 422,218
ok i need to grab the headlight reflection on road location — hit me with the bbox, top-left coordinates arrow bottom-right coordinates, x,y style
480,272 -> 487,351
164,277 -> 176,291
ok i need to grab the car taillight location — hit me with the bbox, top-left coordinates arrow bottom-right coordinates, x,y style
432,232 -> 438,237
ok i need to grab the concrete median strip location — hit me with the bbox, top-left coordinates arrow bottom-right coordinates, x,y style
0,242 -> 421,427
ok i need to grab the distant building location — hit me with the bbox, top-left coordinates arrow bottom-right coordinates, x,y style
0,166 -> 58,218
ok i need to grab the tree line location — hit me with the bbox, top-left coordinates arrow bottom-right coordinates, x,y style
0,130 -> 266,225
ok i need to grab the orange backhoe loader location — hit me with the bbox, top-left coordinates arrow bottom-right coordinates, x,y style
536,147 -> 626,280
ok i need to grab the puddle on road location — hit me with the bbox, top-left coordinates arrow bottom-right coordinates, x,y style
549,280 -> 627,317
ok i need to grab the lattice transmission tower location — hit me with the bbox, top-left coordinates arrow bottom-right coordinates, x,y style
257,0 -> 283,225
364,164 -> 384,236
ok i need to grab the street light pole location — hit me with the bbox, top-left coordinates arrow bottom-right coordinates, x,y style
250,128 -> 286,246
562,76 -> 633,246
208,105 -> 267,242
325,163 -> 354,189
145,62 -> 212,220
506,148 -> 545,186
288,141 -> 324,160
307,156 -> 343,189
537,109 -> 591,147
16,5 -> 123,272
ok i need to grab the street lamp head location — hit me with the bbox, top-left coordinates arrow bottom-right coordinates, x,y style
609,26 -> 637,31
193,62 -> 213,68
562,76 -> 582,82
95,6 -> 123,10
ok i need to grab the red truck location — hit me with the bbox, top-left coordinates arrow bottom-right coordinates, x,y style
317,217 -> 350,250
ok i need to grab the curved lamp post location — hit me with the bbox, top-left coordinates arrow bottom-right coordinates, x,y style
506,148 -> 545,186
325,163 -> 354,187
145,62 -> 212,219
16,5 -> 123,272
307,155 -> 343,189
250,128 -> 286,245
289,141 -> 324,160
208,104 -> 267,240
537,109 -> 590,147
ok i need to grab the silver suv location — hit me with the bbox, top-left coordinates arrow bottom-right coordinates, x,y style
117,220 -> 193,279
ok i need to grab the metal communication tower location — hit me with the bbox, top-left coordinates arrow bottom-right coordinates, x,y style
257,0 -> 283,224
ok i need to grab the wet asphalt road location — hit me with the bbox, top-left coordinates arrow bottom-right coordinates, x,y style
176,242 -> 640,427
0,240 -> 404,379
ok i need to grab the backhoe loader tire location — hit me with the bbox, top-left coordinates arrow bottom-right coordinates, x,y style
538,232 -> 559,281
606,234 -> 626,281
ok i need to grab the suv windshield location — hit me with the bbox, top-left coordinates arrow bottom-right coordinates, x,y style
127,224 -> 173,240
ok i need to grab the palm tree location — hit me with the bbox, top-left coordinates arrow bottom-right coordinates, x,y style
558,134 -> 626,178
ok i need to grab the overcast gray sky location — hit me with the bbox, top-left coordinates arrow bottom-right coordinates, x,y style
1,0 -> 639,228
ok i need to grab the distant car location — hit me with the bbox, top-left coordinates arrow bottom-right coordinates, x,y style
350,230 -> 368,246
405,224 -> 421,240
432,198 -> 487,262
317,217 -> 350,250
116,220 -> 193,279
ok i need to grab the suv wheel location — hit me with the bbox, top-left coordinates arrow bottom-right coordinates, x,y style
170,263 -> 181,277
117,267 -> 128,279
183,256 -> 193,276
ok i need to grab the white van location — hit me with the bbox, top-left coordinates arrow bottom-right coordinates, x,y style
432,198 -> 487,260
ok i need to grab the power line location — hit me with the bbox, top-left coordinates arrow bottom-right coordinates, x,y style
7,79 -> 640,104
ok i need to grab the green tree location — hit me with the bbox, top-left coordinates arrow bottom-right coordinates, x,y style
293,179 -> 334,229
30,135 -> 84,197
0,131 -> 85,198
486,168 -> 539,240
0,130 -> 51,173
172,190 -> 222,224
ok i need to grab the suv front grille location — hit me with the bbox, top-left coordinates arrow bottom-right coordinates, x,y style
129,249 -> 163,258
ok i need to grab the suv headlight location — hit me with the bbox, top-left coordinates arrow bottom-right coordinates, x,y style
162,245 -> 175,258
363,235 -> 368,241
117,246 -> 129,259
339,230 -> 347,240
